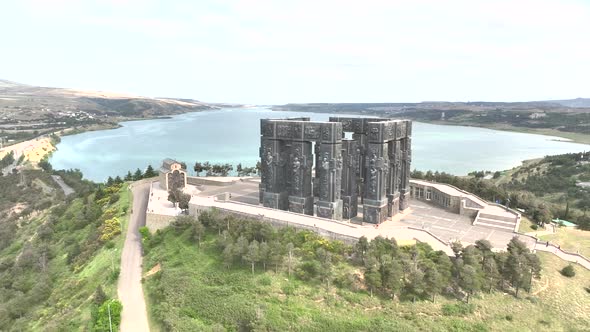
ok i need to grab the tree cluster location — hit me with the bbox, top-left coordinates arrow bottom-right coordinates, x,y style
193,161 -> 234,177
0,151 -> 15,168
150,211 -> 541,305
194,161 -> 260,177
356,236 -> 540,302
167,189 -> 191,212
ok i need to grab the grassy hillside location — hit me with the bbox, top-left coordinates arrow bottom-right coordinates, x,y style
412,151 -> 590,231
142,215 -> 589,331
0,170 -> 131,330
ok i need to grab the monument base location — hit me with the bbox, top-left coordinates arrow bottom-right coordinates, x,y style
317,200 -> 343,220
263,191 -> 289,211
363,198 -> 388,224
342,195 -> 358,219
288,195 -> 314,215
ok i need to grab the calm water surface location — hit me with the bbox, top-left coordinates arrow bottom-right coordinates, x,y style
50,107 -> 590,181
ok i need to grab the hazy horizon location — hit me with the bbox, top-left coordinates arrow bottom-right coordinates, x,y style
2,0 -> 589,104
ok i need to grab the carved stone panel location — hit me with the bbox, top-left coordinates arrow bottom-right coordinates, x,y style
277,124 -> 292,139
304,123 -> 321,140
261,120 -> 274,137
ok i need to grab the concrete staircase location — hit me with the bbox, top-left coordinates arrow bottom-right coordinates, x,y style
474,213 -> 517,232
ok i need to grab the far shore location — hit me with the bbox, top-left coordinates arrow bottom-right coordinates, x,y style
5,107 -> 589,175
271,108 -> 590,145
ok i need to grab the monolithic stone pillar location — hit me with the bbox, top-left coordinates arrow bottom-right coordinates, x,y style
363,121 -> 390,224
316,122 -> 343,220
352,132 -> 366,203
287,140 -> 314,215
399,121 -> 412,211
313,142 -> 320,198
341,139 -> 358,219
387,139 -> 401,217
260,119 -> 290,210
260,137 -> 289,210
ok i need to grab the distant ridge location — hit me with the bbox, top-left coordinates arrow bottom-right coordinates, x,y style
543,98 -> 590,108
0,79 -> 30,88
0,79 -> 224,120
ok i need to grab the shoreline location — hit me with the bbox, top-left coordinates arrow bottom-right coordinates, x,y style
270,108 -> 590,145
29,108 -> 590,179
424,120 -> 590,145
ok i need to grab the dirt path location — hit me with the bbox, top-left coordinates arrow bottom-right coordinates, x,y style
117,182 -> 150,332
534,244 -> 590,270
51,175 -> 74,196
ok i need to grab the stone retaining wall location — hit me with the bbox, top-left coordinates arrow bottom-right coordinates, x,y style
146,212 -> 175,232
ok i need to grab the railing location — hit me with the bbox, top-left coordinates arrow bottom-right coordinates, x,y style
515,232 -> 590,270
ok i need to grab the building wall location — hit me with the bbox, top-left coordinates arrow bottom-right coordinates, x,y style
187,176 -> 236,187
409,183 -> 459,213
158,172 -> 167,190
146,213 -> 176,232
187,201 -> 359,244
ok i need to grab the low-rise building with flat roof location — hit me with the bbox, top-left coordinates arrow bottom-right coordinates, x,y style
409,179 -> 520,232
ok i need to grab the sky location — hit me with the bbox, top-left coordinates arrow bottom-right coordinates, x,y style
1,0 -> 589,104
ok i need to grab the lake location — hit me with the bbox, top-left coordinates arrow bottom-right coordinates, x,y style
50,107 -> 590,182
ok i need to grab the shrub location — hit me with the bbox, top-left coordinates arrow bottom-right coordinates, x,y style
531,224 -> 538,230
109,193 -> 120,204
258,275 -> 272,286
442,303 -> 475,316
139,226 -> 151,243
100,217 -> 121,242
93,299 -> 122,331
108,268 -> 121,282
505,314 -> 513,321
561,264 -> 576,278
281,283 -> 297,296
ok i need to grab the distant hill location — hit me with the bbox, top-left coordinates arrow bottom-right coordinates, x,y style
0,79 -> 229,144
544,98 -> 590,108
274,99 -> 590,141
0,79 -> 30,88
0,79 -> 221,119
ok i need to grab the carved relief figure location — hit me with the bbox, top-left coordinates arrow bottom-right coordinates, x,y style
265,150 -> 274,189
322,126 -> 330,140
292,155 -> 301,193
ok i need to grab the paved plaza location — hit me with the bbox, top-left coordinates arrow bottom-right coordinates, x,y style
195,179 -> 532,250
397,199 -> 534,249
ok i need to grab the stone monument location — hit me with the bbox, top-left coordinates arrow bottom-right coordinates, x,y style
259,117 -> 411,224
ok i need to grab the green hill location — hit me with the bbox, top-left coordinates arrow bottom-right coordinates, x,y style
0,169 -> 130,330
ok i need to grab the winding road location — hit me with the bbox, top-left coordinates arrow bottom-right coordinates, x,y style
118,182 -> 151,332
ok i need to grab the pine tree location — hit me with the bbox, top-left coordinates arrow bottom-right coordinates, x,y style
316,248 -> 333,289
124,171 -> 133,181
364,256 -> 381,297
133,168 -> 143,181
355,236 -> 369,265
194,162 -> 204,177
259,242 -> 270,271
144,164 -> 157,178
423,264 -> 444,302
244,240 -> 260,274
192,220 -> 205,247
223,243 -> 235,269
286,243 -> 295,277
